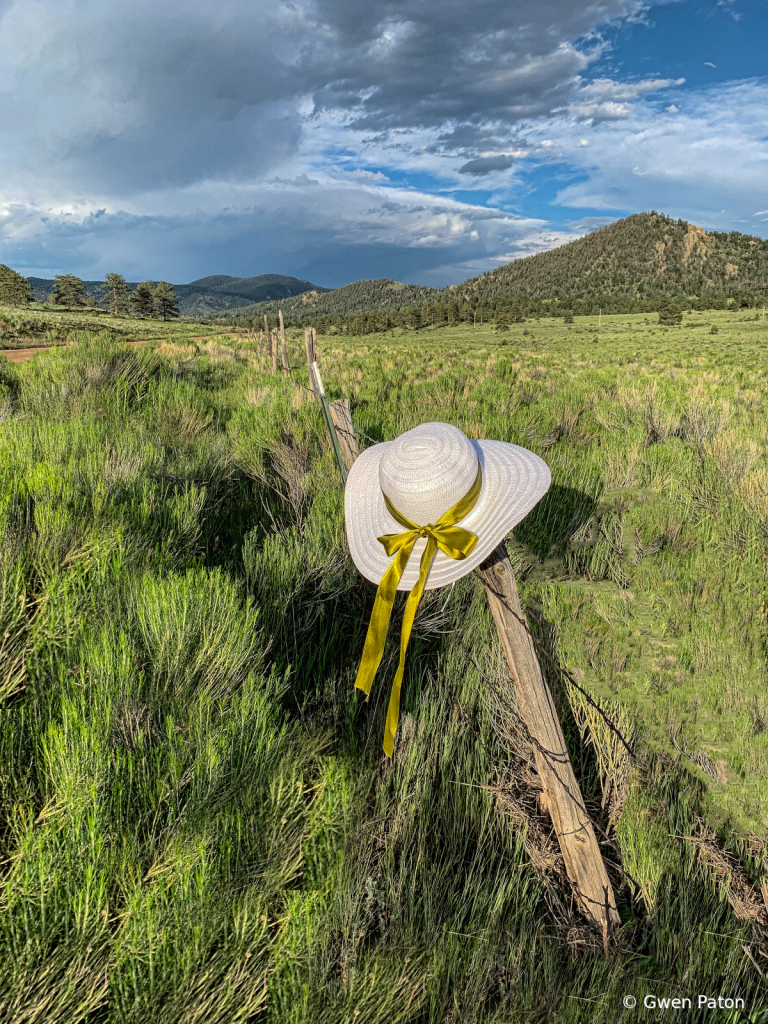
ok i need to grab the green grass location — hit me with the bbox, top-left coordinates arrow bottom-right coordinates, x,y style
1,313 -> 768,1022
0,302 -> 239,348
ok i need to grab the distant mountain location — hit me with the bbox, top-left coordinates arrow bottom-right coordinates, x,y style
215,278 -> 439,321
26,273 -> 328,315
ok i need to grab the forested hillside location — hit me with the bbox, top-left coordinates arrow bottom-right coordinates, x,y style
459,212 -> 768,304
224,277 -> 438,321
220,212 -> 768,330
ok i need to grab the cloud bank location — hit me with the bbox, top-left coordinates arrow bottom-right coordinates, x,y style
0,0 -> 765,284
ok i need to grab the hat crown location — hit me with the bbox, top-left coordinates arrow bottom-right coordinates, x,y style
379,423 -> 479,525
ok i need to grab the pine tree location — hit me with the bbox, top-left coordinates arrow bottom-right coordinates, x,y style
510,302 -> 524,323
51,274 -> 88,307
130,281 -> 155,318
658,302 -> 682,326
562,310 -> 574,323
0,265 -> 33,306
495,310 -> 510,332
153,281 -> 180,321
102,273 -> 131,317
407,307 -> 422,330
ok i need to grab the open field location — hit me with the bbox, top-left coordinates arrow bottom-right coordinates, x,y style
1,311 -> 768,1021
0,302 -> 239,351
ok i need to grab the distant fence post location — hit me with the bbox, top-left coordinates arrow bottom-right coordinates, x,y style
271,330 -> 279,374
279,310 -> 290,372
264,315 -> 271,361
305,327 -> 318,395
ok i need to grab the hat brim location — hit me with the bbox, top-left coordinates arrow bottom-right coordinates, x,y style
344,440 -> 551,591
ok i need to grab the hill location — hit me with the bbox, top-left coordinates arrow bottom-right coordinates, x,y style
26,273 -> 327,316
217,277 -> 439,321
455,211 -> 768,305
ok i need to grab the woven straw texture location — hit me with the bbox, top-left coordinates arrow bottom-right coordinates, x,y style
344,422 -> 551,591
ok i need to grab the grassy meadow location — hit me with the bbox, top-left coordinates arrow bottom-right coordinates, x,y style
0,302 -> 236,350
1,309 -> 768,1022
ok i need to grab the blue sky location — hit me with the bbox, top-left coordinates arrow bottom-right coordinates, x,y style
0,0 -> 766,287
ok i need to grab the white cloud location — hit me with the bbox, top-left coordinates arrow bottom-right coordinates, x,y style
566,76 -> 685,120
550,79 -> 768,229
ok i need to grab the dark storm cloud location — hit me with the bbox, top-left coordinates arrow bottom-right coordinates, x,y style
458,155 -> 515,176
306,0 -> 647,136
0,0 -> 649,201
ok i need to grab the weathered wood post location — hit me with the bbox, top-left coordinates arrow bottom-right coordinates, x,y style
271,330 -> 279,374
310,362 -> 347,484
305,326 -> 318,395
264,315 -> 271,360
258,331 -> 264,357
479,545 -> 620,936
279,310 -> 290,372
329,398 -> 359,473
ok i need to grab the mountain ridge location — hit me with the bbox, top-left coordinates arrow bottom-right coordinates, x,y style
215,212 -> 768,323
25,273 -> 328,315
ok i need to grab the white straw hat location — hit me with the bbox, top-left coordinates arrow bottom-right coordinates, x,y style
345,422 -> 551,591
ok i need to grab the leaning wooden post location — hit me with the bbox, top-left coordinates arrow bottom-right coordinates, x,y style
311,362 -> 347,484
329,398 -> 359,473
479,544 -> 620,936
279,310 -> 290,372
271,329 -> 279,374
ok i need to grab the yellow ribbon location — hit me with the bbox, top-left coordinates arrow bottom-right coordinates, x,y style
354,465 -> 482,756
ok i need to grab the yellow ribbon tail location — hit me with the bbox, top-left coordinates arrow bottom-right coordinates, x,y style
353,544 -> 412,695
382,535 -> 437,757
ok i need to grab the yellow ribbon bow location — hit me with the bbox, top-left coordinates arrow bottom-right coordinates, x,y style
354,464 -> 482,756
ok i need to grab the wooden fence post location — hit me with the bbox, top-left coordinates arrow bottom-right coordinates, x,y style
329,398 -> 359,473
258,331 -> 264,357
479,544 -> 620,937
264,315 -> 271,360
305,327 -> 318,394
279,310 -> 290,372
271,330 -> 279,374
311,362 -> 347,484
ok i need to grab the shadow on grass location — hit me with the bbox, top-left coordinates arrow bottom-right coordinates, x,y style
514,483 -> 599,561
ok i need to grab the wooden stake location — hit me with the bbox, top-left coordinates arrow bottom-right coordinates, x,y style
329,398 -> 359,473
264,315 -> 271,359
311,362 -> 347,484
271,330 -> 279,374
258,330 -> 264,357
479,543 -> 620,935
279,310 -> 290,372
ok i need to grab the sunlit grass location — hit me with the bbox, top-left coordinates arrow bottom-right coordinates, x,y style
1,310 -> 767,1020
